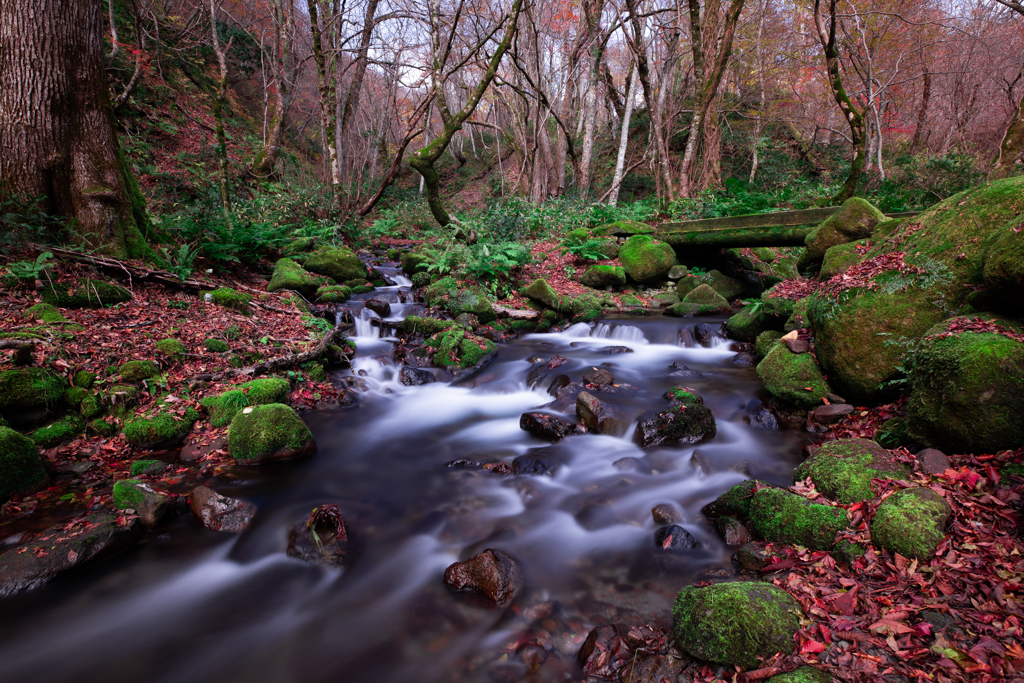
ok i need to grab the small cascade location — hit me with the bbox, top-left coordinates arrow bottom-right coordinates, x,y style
591,323 -> 648,343
353,308 -> 381,339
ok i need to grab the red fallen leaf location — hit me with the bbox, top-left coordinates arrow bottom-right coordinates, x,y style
801,639 -> 827,653
67,549 -> 78,563
547,355 -> 568,369
760,557 -> 800,572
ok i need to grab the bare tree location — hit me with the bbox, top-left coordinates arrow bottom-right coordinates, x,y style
251,0 -> 298,182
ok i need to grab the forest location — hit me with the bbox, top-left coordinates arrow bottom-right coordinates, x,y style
0,0 -> 1023,682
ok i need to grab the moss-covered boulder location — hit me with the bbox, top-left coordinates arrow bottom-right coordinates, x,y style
303,247 -> 368,283
725,304 -> 769,342
795,438 -> 909,503
905,316 -> 1024,453
42,279 -> 132,308
982,215 -> 1024,315
400,251 -> 431,275
673,582 -> 802,668
756,343 -> 830,408
798,198 -> 885,273
0,367 -> 67,425
755,330 -> 784,359
315,284 -> 351,304
619,235 -> 676,283
30,414 -> 86,447
0,427 -> 46,502
25,303 -> 66,323
749,487 -> 847,549
204,287 -> 252,314
426,328 -> 496,369
129,459 -> 168,476
73,370 -> 97,389
124,406 -> 200,450
580,265 -> 626,289
399,316 -> 457,336
227,403 -> 316,464
633,388 -> 716,447
522,278 -> 566,312
201,377 -> 291,428
702,270 -> 745,300
666,284 -> 731,317
765,667 -> 834,683
701,480 -> 764,519
119,360 -> 161,382
422,277 -> 497,323
112,479 -> 169,528
204,338 -> 230,353
154,338 -> 187,363
591,219 -> 655,237
783,297 -> 811,332
267,258 -> 323,298
820,240 -> 866,280
871,487 -> 950,559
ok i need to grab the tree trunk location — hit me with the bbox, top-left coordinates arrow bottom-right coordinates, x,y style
251,0 -> 296,182
910,67 -> 931,155
209,0 -> 232,219
993,84 -> 1024,180
0,0 -> 152,259
577,0 -> 604,195
307,0 -> 341,202
609,64 -> 639,207
337,0 -> 381,186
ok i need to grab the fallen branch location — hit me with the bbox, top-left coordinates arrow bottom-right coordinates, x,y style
36,245 -> 210,292
186,326 -> 346,383
0,339 -> 38,365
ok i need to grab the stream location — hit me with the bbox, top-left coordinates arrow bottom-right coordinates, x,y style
0,267 -> 811,683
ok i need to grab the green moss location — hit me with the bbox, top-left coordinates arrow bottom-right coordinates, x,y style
89,418 -> 119,437
580,265 -> 626,289
106,384 -> 139,407
350,285 -> 373,294
30,414 -> 86,448
422,277 -> 497,323
536,310 -> 560,331
0,426 -> 46,502
820,240 -> 866,280
761,295 -> 796,319
267,258 -> 324,298
591,219 -> 655,237
73,370 -> 97,389
982,214 -> 1024,315
749,488 -> 847,549
25,303 -> 66,323
204,338 -> 230,353
755,330 -> 784,359
795,438 -> 908,503
756,343 -> 831,408
303,247 -> 368,283
119,360 -> 161,382
399,316 -> 457,336
129,459 -> 168,476
871,487 -> 950,559
205,287 -> 252,314
65,387 -> 88,407
618,235 -> 676,283
703,480 -> 762,519
401,251 -> 431,275
1001,463 -> 1024,480
79,394 -> 102,419
386,248 -> 400,260
315,285 -> 352,304
123,407 -> 200,449
765,666 -> 834,683
458,335 -> 496,368
521,278 -> 565,311
572,309 -> 603,323
0,367 -> 67,417
508,320 -> 537,333
783,297 -> 811,332
155,338 -> 187,362
672,582 -> 802,668
830,540 -> 866,566
42,278 -> 133,308
683,284 -> 730,309
726,305 -> 769,342
411,272 -> 431,287
201,378 -> 291,427
112,479 -> 148,509
227,403 -> 314,464
798,197 -> 885,272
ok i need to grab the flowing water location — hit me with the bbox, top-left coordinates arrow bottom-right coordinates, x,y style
0,268 -> 810,683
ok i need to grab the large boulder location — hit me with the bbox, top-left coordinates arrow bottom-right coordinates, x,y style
227,403 -> 317,464
871,487 -> 950,559
820,240 -> 866,280
123,405 -> 200,450
423,276 -> 497,323
303,247 -> 368,283
618,235 -> 676,283
444,548 -> 522,606
267,258 -> 324,298
0,367 -> 67,426
905,316 -> 1024,453
522,278 -> 565,311
580,265 -> 626,289
795,438 -> 909,503
756,342 -> 831,409
672,582 -> 802,668
0,427 -> 46,503
675,269 -> 744,300
201,377 -> 291,428
982,215 -> 1024,316
634,388 -> 716,447
666,284 -> 731,317
797,198 -> 885,273
725,304 -> 771,342
748,487 -> 847,549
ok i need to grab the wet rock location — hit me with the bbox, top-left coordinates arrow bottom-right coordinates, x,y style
519,412 -> 585,442
693,323 -> 716,347
581,366 -> 614,386
112,479 -> 169,528
810,403 -> 854,425
364,298 -> 391,317
668,362 -> 702,378
227,403 -> 317,464
783,336 -> 810,354
179,435 -> 227,463
612,457 -> 650,473
576,391 -> 625,435
577,625 -> 629,678
655,524 -> 700,551
189,486 -> 257,532
0,427 -> 46,503
399,366 -> 436,386
546,374 -> 571,396
0,513 -> 143,596
915,448 -> 951,475
756,342 -> 832,409
652,503 -> 684,525
749,488 -> 848,550
714,517 -> 754,546
701,480 -> 763,519
871,486 -> 951,559
745,400 -> 779,430
287,504 -> 350,567
619,235 -> 676,283
512,453 -> 556,476
634,392 -> 716,448
443,548 -> 522,607
731,352 -> 757,367
576,502 -> 618,530
735,542 -> 773,572
602,345 -> 634,355
690,449 -> 713,474
795,438 -> 909,504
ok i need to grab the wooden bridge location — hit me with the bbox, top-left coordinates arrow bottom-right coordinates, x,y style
656,207 -> 919,248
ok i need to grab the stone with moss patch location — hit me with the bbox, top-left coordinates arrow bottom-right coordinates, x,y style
830,540 -> 866,566
0,427 -> 46,502
619,235 -> 676,283
982,214 -> 1024,316
423,277 -> 497,323
783,297 -> 811,332
871,487 -> 950,559
227,403 -> 316,464
25,303 -> 66,323
795,438 -> 908,503
112,479 -> 168,527
634,389 -> 716,448
120,360 -> 161,382
73,370 -> 97,390
522,278 -> 566,312
672,582 -> 802,668
129,459 -> 169,477
798,198 -> 885,273
155,338 -> 187,362
89,418 -> 119,437
106,384 -> 139,409
756,342 -> 831,408
749,487 -> 847,549
30,414 -> 86,448
315,285 -> 352,304
726,305 -> 770,342
0,367 -> 67,425
411,272 -> 431,287
666,284 -> 730,317
204,338 -> 230,353
820,240 -> 866,280
399,316 -> 457,336
201,378 -> 291,428
268,258 -> 323,298
580,265 -> 626,289
401,251 -> 431,275
765,666 -> 834,683
124,406 -> 200,450
205,287 -> 252,314
42,279 -> 132,309
303,247 -> 368,283
701,480 -> 764,519
755,330 -> 783,359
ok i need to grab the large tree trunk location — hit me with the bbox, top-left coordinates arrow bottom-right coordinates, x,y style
251,0 -> 296,182
993,80 -> 1024,180
608,64 -> 639,207
0,0 -> 152,259
909,67 -> 931,155
307,0 -> 342,202
337,0 -> 381,187
577,0 -> 604,195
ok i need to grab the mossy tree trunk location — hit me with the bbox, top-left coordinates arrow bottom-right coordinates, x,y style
250,0 -> 296,183
992,88 -> 1024,179
209,0 -> 233,221
0,0 -> 153,259
409,0 -> 525,227
306,0 -> 341,203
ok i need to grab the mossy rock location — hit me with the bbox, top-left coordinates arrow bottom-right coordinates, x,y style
820,240 -> 866,280
111,479 -> 168,527
795,438 -> 909,503
267,258 -> 323,298
106,384 -> 140,409
672,582 -> 802,668
124,407 -> 200,450
205,287 -> 252,314
204,338 -> 230,353
155,338 -> 187,362
755,331 -> 784,359
227,403 -> 316,464
905,316 -> 1024,453
79,394 -> 102,419
701,269 -> 745,300
520,278 -> 565,313
666,283 -> 730,316
303,247 -> 368,283
284,293 -> 311,314
798,198 -> 885,273
400,251 -> 431,275
701,480 -> 764,519
411,271 -> 431,287
129,459 -> 169,476
765,667 -> 834,683
73,370 -> 97,389
42,278 -> 132,309
783,297 -> 811,332
89,418 -> 119,437
315,285 -> 352,304
982,214 -> 1024,316
580,265 -> 626,289
756,343 -> 831,409
568,292 -> 603,315
725,305 -> 770,342
399,315 -> 457,336
24,303 -> 66,323
201,378 -> 291,428
619,235 -> 676,283
30,414 -> 86,448
0,367 -> 67,425
280,236 -> 320,258
634,392 -> 716,448
119,360 -> 161,382
0,427 -> 46,502
748,487 -> 847,549
593,238 -> 619,259
871,487 -> 950,559
508,320 -> 537,334
590,219 -> 655,237
426,329 -> 497,369
423,277 -> 497,323
64,386 -> 88,407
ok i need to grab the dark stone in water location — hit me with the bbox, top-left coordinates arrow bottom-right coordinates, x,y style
602,346 -> 634,354
694,323 -> 716,347
690,449 -> 713,474
654,524 -> 700,551
512,454 -> 556,476
546,374 -> 571,396
735,541 -> 772,572
189,486 -> 257,533
399,366 -> 436,386
634,403 -> 716,448
576,391 -> 625,435
519,412 -> 585,442
581,366 -> 614,386
745,400 -> 779,430
445,458 -> 481,469
651,503 -> 684,525
575,502 -> 617,530
731,352 -> 757,367
364,298 -> 391,317
443,548 -> 522,607
577,625 -> 628,678
613,456 -> 651,473
287,504 -> 350,568
668,362 -> 703,378
715,517 -> 754,546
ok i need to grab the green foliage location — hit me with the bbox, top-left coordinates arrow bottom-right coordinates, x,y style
6,252 -> 53,281
157,243 -> 200,280
559,233 -> 608,261
465,241 -> 531,282
302,315 -> 333,336
0,196 -> 64,252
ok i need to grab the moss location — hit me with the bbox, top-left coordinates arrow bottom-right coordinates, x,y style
537,309 -> 561,331
106,384 -> 139,407
521,278 -> 565,311
672,582 -> 802,668
89,418 -> 119,437
155,338 -> 187,362
204,338 -> 230,353
42,278 -> 133,309
619,294 -> 644,308
315,285 -> 352,304
684,284 -> 729,309
112,479 -> 149,509
783,297 -> 811,332
905,316 -> 1024,453
411,272 -> 431,287
726,305 -> 769,342
702,270 -> 745,299
30,414 -> 86,448
0,427 -> 46,501
79,394 -> 102,419
756,343 -> 831,409
267,258 -> 324,298
73,370 -> 97,389
591,219 -> 655,237
982,214 -> 1024,315
386,248 -> 400,260
702,480 -> 762,519
458,335 -> 496,368
871,487 -> 950,559
618,235 -> 676,283
25,303 -> 66,323
123,407 -> 200,449
755,330 -> 784,359
422,277 -> 497,323
508,320 -> 537,333
129,459 -> 168,476
830,540 -> 866,566
205,287 -> 252,314
399,316 -> 457,336
349,285 -> 373,295
765,666 -> 834,683
762,295 -> 796,319
634,401 -> 716,447
201,377 -> 291,427
303,247 -> 368,282
798,197 -> 885,272
65,387 -> 89,407
749,488 -> 847,549
572,309 -> 603,323
227,403 -> 315,464
305,364 -> 326,381
119,360 -> 161,382
1000,463 -> 1024,480
580,265 -> 626,289
795,438 -> 908,503
820,240 -> 866,280
401,251 -> 431,275
0,367 -> 67,417
430,328 -> 465,367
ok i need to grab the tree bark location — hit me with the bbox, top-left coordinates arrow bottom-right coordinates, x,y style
307,0 -> 342,201
209,0 -> 233,219
250,0 -> 296,182
0,0 -> 152,259
336,0 -> 381,186
909,67 -> 931,155
992,85 -> 1024,180
609,63 -> 639,207
577,0 -> 605,195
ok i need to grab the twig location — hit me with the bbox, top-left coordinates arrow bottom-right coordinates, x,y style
186,326 -> 346,383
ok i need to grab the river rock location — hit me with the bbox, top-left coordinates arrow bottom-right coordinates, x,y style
576,391 -> 624,435
715,517 -> 754,546
618,235 -> 676,283
111,479 -> 169,528
399,366 -> 436,386
871,487 -> 951,559
267,258 -> 323,298
443,548 -> 522,607
672,581 -> 802,668
809,403 -> 854,424
915,448 -> 951,475
512,452 -> 557,476
581,265 -> 626,289
735,542 -> 773,572
287,504 -> 350,567
0,513 -> 143,596
581,366 -> 614,386
577,625 -> 629,678
731,352 -> 757,367
189,486 -> 257,532
693,323 -> 716,347
756,341 -> 831,409
303,247 -> 369,283
668,362 -> 702,378
652,503 -> 684,525
701,480 -> 763,519
795,438 -> 909,503
601,345 -> 634,354
227,403 -> 317,464
748,488 -> 848,550
655,525 -> 700,551
634,388 -> 715,448
797,197 -> 885,273
519,412 -> 585,442
783,336 -> 810,354
0,427 -> 46,503
364,298 -> 391,317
